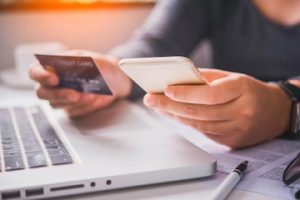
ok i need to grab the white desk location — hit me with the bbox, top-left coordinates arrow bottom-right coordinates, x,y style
0,84 -> 282,200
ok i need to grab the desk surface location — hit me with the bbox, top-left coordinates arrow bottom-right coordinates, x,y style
0,84 -> 282,200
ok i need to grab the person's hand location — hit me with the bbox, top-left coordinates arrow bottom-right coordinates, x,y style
144,69 -> 292,149
29,50 -> 132,118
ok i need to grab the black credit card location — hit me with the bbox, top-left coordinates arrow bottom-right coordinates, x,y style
35,54 -> 112,95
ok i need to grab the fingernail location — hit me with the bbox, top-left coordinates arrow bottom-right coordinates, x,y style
144,95 -> 155,107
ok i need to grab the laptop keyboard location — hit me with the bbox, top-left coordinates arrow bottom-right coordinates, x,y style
0,106 -> 73,172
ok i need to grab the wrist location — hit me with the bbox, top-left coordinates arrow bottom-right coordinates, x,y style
277,80 -> 300,139
268,83 -> 292,137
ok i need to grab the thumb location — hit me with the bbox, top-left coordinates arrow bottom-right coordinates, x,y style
93,56 -> 131,98
165,72 -> 244,105
198,68 -> 232,83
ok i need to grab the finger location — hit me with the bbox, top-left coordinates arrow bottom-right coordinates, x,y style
159,110 -> 237,145
92,56 -> 132,98
66,95 -> 115,117
165,112 -> 235,136
156,110 -> 243,147
29,64 -> 59,86
198,68 -> 231,83
49,93 -> 94,108
144,94 -> 237,121
36,86 -> 80,103
165,74 -> 244,105
50,102 -> 72,109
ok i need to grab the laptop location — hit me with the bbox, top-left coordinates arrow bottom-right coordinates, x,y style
0,100 -> 216,200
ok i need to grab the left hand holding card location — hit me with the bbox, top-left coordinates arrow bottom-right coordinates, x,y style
30,51 -> 132,117
35,54 -> 113,95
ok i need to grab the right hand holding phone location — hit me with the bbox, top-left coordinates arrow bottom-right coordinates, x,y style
143,68 -> 291,149
29,50 -> 132,118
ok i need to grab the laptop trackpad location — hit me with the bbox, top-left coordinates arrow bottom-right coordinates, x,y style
58,100 -> 215,177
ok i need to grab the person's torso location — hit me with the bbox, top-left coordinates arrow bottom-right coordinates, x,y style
209,0 -> 300,81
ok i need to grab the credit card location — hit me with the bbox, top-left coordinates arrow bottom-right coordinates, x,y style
35,54 -> 112,95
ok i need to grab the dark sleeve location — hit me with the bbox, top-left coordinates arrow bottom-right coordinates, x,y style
109,0 -> 211,100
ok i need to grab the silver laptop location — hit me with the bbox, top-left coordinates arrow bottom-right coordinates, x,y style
0,100 -> 216,200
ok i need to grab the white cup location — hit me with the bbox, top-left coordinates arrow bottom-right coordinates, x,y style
0,42 -> 67,89
14,42 -> 67,80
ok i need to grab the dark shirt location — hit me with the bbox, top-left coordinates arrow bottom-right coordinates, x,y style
110,0 -> 300,100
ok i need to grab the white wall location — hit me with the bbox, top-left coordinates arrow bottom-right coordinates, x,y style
0,6 -> 152,70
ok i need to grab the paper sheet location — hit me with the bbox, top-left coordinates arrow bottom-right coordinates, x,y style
150,110 -> 300,200
202,139 -> 300,200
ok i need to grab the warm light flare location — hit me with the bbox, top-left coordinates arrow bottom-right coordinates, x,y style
0,0 -> 155,5
0,0 -> 155,9
61,0 -> 98,4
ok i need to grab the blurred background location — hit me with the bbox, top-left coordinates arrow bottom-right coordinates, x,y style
0,0 -> 211,85
0,0 -> 154,71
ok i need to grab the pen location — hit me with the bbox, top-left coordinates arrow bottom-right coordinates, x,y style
209,160 -> 248,200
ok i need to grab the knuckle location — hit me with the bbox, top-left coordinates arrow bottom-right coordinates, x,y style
236,74 -> 250,90
241,107 -> 256,121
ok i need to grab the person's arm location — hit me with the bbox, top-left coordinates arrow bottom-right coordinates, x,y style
109,0 -> 211,100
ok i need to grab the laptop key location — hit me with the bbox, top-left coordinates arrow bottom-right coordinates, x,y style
48,148 -> 70,156
14,107 -> 48,168
30,106 -> 73,165
45,144 -> 65,150
2,143 -> 20,151
23,144 -> 42,152
4,156 -> 25,171
0,108 -> 25,171
2,137 -> 16,144
26,151 -> 47,168
3,150 -> 22,157
50,155 -> 73,165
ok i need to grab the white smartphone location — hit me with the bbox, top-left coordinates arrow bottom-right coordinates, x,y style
119,56 -> 208,93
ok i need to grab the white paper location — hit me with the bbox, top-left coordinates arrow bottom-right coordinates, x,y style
149,110 -> 300,200
202,140 -> 300,200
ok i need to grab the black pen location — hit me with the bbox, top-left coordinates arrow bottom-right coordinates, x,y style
209,161 -> 248,200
